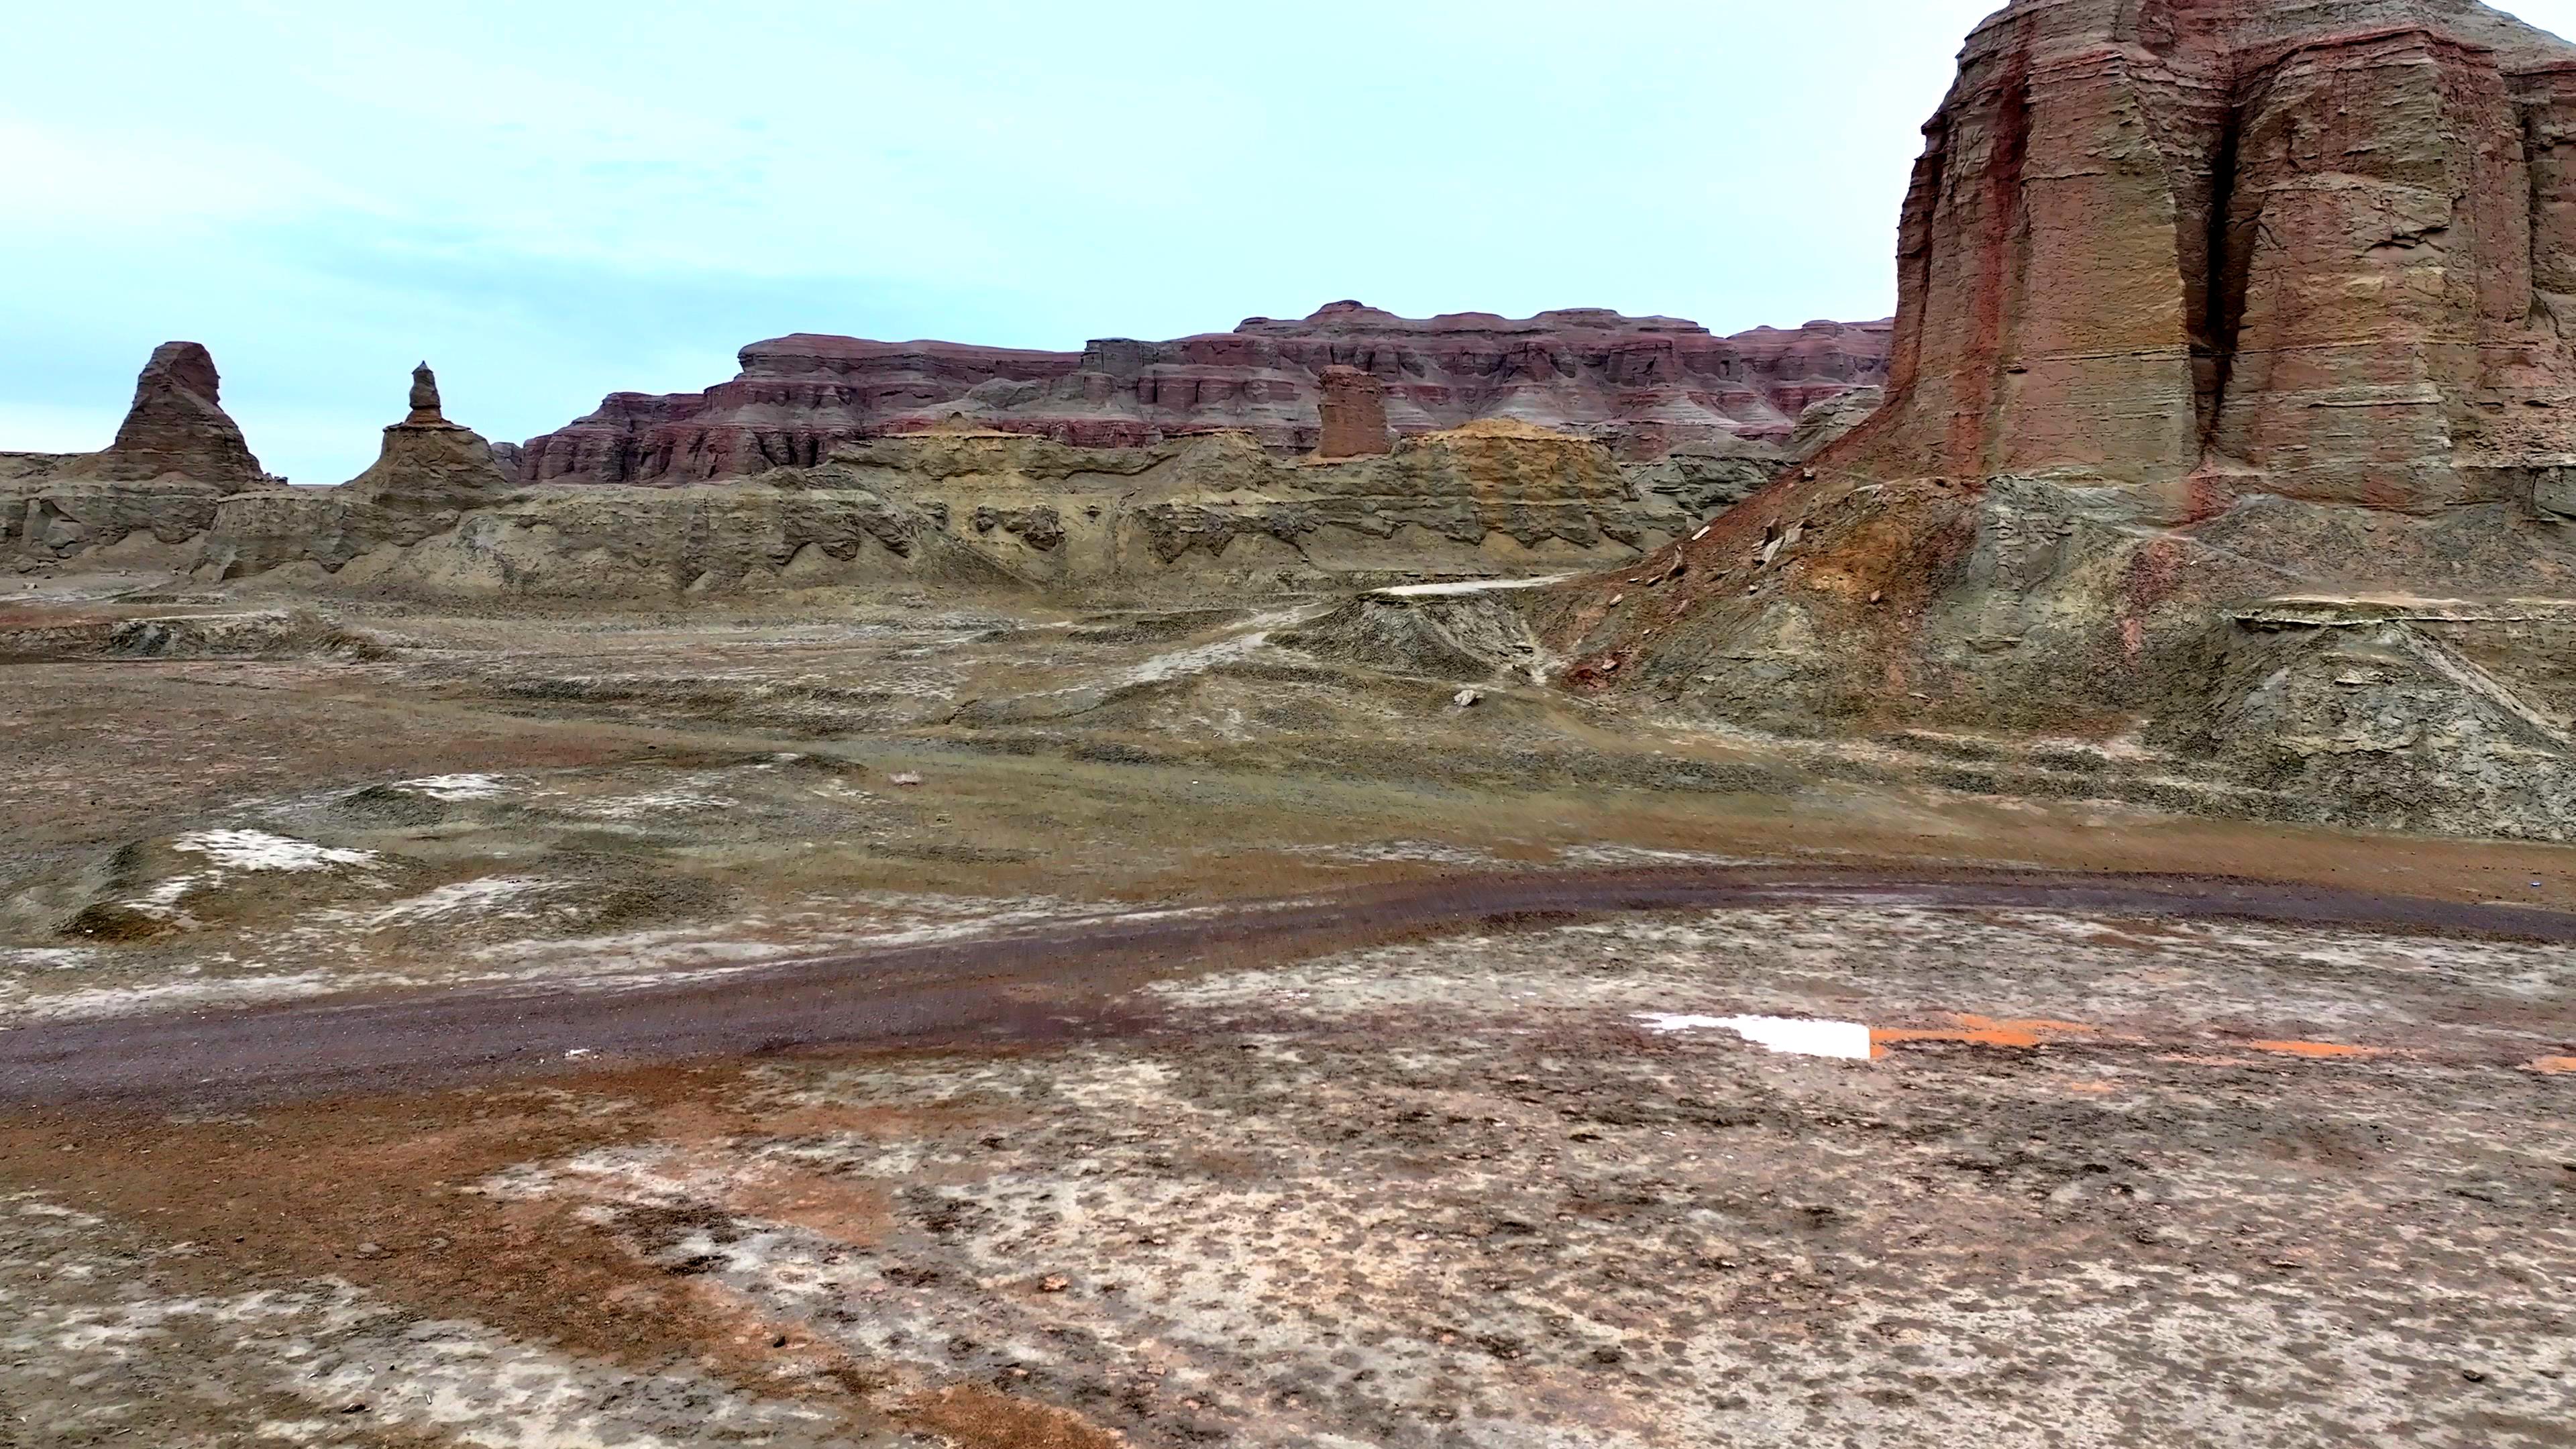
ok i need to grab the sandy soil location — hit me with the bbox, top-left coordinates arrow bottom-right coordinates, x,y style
0,577 -> 2570,1447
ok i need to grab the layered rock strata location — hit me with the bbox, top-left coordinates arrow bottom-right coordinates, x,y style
1837,0 -> 2576,513
4,343 -> 272,570
517,305 -> 1892,487
1316,366 -> 1391,458
56,342 -> 266,488
9,345 -> 1685,594
1523,0 -> 2576,841
199,424 -> 1675,597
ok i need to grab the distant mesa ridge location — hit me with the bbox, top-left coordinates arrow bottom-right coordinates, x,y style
516,303 -> 1894,488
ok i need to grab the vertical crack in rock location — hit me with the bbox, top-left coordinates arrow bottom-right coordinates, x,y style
2196,98 -> 2255,447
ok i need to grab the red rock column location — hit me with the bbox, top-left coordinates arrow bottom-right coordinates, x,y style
1317,366 -> 1391,458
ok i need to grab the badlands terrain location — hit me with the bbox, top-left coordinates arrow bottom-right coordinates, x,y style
1,581 -> 2572,1448
4,0 -> 2576,1445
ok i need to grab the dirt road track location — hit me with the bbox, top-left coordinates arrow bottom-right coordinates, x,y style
6,865 -> 2573,1108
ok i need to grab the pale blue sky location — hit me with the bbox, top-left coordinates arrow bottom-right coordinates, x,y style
8,1 -> 2575,482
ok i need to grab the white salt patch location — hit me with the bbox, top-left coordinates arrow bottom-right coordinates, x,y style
387,773 -> 510,801
172,830 -> 379,873
1373,573 -> 1578,598
1288,840 -> 1501,867
0,949 -> 101,973
1556,844 -> 1773,868
1113,606 -> 1326,688
1637,1013 -> 1875,1061
1124,631 -> 1277,686
15,970 -> 357,1022
322,877 -> 563,930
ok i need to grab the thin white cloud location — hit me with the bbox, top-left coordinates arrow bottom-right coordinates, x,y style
1,121 -> 346,230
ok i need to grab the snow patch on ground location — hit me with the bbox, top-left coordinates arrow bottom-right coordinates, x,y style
0,949 -> 102,973
1556,844 -> 1776,868
5,969 -> 363,1023
1371,573 -> 1577,598
171,831 -> 379,873
386,773 -> 513,802
319,877 -> 568,932
1638,1012 -> 1875,1060
1115,607 -> 1326,688
1285,840 -> 1505,868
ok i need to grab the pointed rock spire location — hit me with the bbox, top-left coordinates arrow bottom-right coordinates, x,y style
62,341 -> 265,490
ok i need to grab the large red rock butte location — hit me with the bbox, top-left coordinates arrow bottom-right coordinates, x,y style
519,305 -> 1892,487
1834,0 -> 2576,517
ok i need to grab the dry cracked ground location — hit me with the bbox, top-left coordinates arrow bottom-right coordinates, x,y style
0,573 -> 2571,1448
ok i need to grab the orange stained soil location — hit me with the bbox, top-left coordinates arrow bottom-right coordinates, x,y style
1870,1014 -> 2096,1056
2246,1040 -> 2387,1060
2532,1056 -> 2576,1075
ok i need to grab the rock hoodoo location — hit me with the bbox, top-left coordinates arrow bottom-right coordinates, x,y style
517,306 -> 1892,486
342,362 -> 511,509
60,342 -> 265,490
402,362 -> 450,427
1316,366 -> 1391,458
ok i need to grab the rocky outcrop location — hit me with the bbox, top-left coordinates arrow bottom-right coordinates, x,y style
1525,0 -> 2576,842
820,423 -> 1678,588
199,478 -> 999,598
345,364 -> 514,513
10,347 -> 1682,594
3,343 -> 274,572
148,417 -> 1670,597
1790,387 -> 1882,460
1834,0 -> 2576,515
59,343 -> 266,489
517,306 -> 1893,486
1317,366 -> 1391,458
197,364 -> 533,578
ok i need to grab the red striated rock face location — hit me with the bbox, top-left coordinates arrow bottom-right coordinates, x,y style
1316,366 -> 1391,458
1836,0 -> 2576,517
60,342 -> 265,490
519,306 -> 1892,487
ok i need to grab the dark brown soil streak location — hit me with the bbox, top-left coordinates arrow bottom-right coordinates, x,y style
5,865 -> 2571,1108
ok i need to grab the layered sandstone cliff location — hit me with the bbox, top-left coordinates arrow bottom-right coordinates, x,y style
9,344 -> 1690,592
1836,0 -> 2576,511
1517,0 -> 2576,841
517,305 -> 1892,488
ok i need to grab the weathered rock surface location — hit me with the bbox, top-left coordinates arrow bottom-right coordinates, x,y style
1316,366 -> 1391,458
2,343 -> 273,572
345,364 -> 515,512
1834,0 -> 2576,513
200,479 -> 1001,598
1522,0 -> 2576,841
1790,387 -> 1883,461
11,349 -> 1677,594
29,409 -> 1658,597
59,343 -> 266,489
811,423 -> 1676,589
517,305 -> 1892,487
